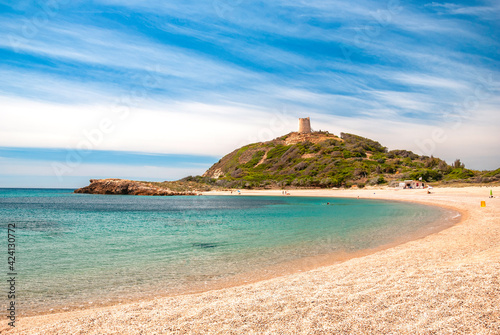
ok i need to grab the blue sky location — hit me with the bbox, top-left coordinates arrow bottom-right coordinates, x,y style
0,0 -> 499,188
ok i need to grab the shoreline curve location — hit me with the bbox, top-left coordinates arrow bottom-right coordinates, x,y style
5,186 -> 499,334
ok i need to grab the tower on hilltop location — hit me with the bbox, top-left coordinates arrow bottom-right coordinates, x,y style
298,117 -> 311,134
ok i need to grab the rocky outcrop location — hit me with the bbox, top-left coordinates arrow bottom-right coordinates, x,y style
74,179 -> 197,196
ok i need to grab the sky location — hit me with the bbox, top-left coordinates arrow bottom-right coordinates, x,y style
0,0 -> 499,188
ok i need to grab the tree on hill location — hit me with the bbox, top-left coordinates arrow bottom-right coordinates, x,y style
453,159 -> 465,169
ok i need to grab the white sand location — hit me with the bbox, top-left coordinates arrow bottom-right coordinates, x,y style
4,186 -> 500,334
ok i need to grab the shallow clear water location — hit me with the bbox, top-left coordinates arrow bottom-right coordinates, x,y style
0,188 -> 457,315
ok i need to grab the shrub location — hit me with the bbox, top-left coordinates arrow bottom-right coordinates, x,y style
453,159 -> 465,169
409,169 -> 443,182
231,169 -> 245,178
445,168 -> 475,180
242,151 -> 265,168
384,166 -> 395,174
294,161 -> 308,171
267,145 -> 291,160
438,160 -> 451,173
343,150 -> 352,158
484,168 -> 500,178
340,132 -> 386,152
280,147 -> 301,163
322,147 -> 334,154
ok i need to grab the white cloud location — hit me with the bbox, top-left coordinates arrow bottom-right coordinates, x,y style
0,0 -> 498,181
307,109 -> 500,170
1,20 -> 257,85
391,74 -> 466,90
2,84 -> 498,170
427,2 -> 500,17
369,90 -> 435,114
0,96 -> 297,156
0,67 -> 116,104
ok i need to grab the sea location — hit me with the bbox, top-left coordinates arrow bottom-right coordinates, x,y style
0,188 -> 459,316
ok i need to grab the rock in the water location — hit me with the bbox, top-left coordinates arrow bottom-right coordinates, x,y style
74,179 -> 197,196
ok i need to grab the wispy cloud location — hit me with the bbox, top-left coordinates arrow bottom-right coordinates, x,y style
426,2 -> 500,18
0,0 -> 498,187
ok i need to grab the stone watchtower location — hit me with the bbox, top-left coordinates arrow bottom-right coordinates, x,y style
298,117 -> 311,134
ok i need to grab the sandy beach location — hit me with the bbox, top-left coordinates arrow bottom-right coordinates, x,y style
4,186 -> 499,334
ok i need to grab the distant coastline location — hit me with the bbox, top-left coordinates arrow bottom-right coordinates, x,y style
73,178 -> 208,196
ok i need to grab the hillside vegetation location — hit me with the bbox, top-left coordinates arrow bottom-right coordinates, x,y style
191,131 -> 500,189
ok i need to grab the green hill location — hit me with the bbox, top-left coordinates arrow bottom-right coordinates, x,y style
185,131 -> 499,189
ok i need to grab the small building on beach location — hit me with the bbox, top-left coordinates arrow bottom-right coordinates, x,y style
398,180 -> 425,189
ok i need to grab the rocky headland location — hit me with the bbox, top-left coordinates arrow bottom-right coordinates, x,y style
74,179 -> 200,196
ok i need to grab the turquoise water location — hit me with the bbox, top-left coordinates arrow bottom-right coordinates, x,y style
0,189 -> 457,315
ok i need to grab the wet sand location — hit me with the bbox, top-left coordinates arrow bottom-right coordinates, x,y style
4,186 -> 500,334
